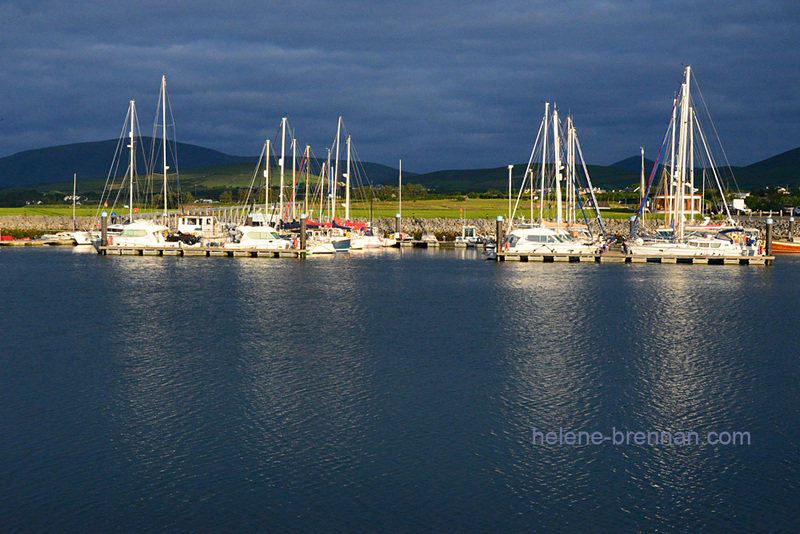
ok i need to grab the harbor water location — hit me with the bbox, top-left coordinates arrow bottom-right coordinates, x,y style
1,246 -> 798,531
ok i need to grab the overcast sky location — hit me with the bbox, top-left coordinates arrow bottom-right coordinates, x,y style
1,0 -> 798,173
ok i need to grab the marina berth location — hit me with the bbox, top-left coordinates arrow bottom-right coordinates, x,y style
626,66 -> 768,261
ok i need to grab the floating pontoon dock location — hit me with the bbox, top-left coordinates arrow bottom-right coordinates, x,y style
494,251 -> 773,265
96,245 -> 307,258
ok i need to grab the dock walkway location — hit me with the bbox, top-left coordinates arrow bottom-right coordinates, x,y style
495,251 -> 773,265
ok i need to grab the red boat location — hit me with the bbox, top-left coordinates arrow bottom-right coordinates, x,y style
771,240 -> 800,254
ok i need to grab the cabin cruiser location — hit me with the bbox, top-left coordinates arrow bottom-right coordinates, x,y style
91,219 -> 175,251
350,226 -> 396,249
503,226 -> 600,254
225,225 -> 293,250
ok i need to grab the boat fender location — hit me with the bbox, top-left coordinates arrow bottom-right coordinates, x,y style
503,241 -> 510,252
108,236 -> 113,245
758,244 -> 763,255
293,237 -> 299,249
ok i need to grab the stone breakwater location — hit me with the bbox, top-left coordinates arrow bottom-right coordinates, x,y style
2,215 -> 795,240
359,217 -> 793,240
0,216 -> 96,233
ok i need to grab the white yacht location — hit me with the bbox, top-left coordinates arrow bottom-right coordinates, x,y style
97,219 -> 175,249
225,213 -> 293,250
503,226 -> 600,254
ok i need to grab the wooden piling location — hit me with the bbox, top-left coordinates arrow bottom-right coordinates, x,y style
766,218 -> 773,255
100,212 -> 108,254
496,216 -> 504,251
300,214 -> 307,258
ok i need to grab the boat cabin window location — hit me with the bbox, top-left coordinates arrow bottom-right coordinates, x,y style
246,231 -> 281,240
122,229 -> 148,237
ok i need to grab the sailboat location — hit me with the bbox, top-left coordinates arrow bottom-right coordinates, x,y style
627,66 -> 763,258
92,91 -> 172,251
69,173 -> 92,244
503,103 -> 604,255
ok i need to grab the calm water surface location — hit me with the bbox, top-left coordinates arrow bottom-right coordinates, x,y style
1,246 -> 798,532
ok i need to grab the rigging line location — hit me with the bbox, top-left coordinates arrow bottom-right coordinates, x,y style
692,77 -> 740,193
695,116 -> 735,222
630,98 -> 679,239
95,115 -> 130,218
510,115 -> 545,228
573,135 -> 603,237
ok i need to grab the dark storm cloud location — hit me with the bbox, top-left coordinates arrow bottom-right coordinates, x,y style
1,0 -> 798,172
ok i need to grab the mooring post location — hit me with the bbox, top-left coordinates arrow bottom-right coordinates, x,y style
395,213 -> 401,236
766,218 -> 773,255
629,215 -> 636,236
496,216 -> 504,259
789,217 -> 794,243
101,211 -> 108,248
300,213 -> 307,257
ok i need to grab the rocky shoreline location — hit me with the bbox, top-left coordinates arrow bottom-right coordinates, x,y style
1,214 -> 796,240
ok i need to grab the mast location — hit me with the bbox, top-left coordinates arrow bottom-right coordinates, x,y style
553,108 -> 563,226
675,66 -> 691,240
666,96 -> 677,229
326,148 -> 332,221
291,137 -> 297,220
689,104 -> 695,220
566,117 -> 575,224
319,161 -> 326,220
280,117 -> 286,221
265,139 -> 270,218
72,173 -> 77,231
539,103 -> 548,225
640,147 -> 645,207
304,145 -> 310,216
345,135 -> 351,221
161,75 -> 168,219
332,117 -> 342,221
129,100 -> 135,221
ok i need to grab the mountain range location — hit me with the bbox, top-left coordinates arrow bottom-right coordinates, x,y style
1,140 -> 798,193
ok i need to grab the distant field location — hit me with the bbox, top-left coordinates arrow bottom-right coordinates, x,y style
0,200 -> 636,220
0,205 -> 159,217
324,199 -> 635,220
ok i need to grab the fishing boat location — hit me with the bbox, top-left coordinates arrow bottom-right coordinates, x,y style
627,66 -> 765,259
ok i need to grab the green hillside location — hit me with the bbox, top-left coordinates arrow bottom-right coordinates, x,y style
3,141 -> 800,204
407,164 -> 640,193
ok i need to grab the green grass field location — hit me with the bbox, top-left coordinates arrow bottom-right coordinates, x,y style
344,199 -> 635,220
0,200 -> 636,220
